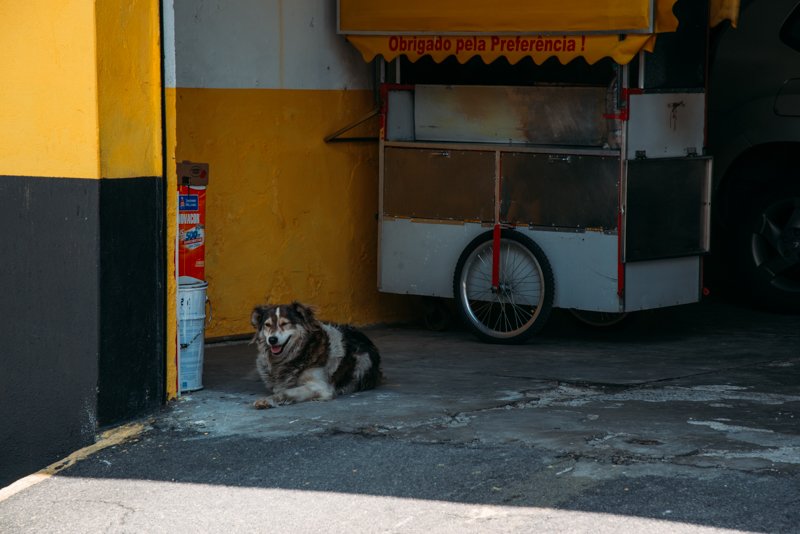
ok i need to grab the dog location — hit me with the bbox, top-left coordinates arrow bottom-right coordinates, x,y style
250,302 -> 382,409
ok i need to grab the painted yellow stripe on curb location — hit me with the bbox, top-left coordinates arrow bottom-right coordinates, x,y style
0,422 -> 148,503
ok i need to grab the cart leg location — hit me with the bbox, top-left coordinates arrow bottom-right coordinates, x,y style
491,223 -> 501,290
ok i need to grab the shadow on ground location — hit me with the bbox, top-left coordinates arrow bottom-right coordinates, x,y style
7,297 -> 798,533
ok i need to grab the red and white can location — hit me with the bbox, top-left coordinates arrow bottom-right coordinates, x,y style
178,185 -> 206,280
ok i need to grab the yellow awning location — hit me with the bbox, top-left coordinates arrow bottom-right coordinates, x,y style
710,0 -> 740,27
346,34 -> 657,65
340,0 -> 739,65
339,0 -> 667,35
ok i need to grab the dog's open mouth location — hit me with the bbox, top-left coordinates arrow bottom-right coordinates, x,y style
269,337 -> 290,356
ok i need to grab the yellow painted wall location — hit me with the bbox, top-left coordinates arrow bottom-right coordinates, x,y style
95,0 -> 169,395
2,0 -> 170,400
0,0 -> 162,180
95,0 -> 162,179
175,87 -> 413,337
0,1 -> 99,178
95,0 -> 170,394
165,87 -> 179,399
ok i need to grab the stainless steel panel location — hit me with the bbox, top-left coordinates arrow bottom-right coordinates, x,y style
625,157 -> 711,262
379,219 -> 621,311
415,85 -> 609,146
624,257 -> 702,311
500,152 -> 619,229
626,92 -> 705,159
527,228 -> 620,311
383,147 -> 495,221
385,140 -> 620,157
386,90 -> 415,141
379,220 -> 485,297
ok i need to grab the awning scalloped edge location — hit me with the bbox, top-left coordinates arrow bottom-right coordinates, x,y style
346,34 -> 656,66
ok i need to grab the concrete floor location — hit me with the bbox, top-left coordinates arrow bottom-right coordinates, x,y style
176,298 -> 800,473
2,297 -> 799,533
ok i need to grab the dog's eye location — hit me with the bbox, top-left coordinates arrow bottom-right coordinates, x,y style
279,319 -> 290,327
264,319 -> 273,327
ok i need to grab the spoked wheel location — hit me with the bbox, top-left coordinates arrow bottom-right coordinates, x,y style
453,229 -> 554,343
569,309 -> 628,327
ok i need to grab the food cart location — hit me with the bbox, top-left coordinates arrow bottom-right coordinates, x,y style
338,0 -> 736,342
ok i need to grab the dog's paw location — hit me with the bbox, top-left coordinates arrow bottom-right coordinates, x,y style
254,392 -> 292,409
254,393 -> 290,409
254,397 -> 275,410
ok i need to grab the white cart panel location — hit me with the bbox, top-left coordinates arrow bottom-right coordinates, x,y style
379,219 -> 623,312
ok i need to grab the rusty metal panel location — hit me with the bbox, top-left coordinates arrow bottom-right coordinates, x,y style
415,85 -> 609,146
383,147 -> 495,221
500,152 -> 618,229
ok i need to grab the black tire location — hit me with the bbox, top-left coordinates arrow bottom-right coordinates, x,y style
569,309 -> 628,328
453,229 -> 554,343
421,296 -> 452,332
734,188 -> 800,313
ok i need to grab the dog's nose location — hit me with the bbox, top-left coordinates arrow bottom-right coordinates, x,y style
268,335 -> 278,345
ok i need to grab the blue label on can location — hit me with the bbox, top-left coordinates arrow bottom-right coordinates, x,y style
179,194 -> 199,211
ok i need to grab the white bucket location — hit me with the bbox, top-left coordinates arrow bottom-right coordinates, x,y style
178,276 -> 210,392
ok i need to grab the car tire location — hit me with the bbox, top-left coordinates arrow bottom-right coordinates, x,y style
733,185 -> 800,313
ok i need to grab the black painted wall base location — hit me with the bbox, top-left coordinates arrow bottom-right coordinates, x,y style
98,177 -> 165,424
0,175 -> 165,487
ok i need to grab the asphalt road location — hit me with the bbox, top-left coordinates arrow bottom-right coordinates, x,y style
2,297 -> 799,533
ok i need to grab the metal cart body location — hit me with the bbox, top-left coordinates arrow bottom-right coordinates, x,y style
338,1 -> 722,341
379,84 -> 710,309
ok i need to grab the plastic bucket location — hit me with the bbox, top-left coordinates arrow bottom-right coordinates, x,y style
178,276 -> 210,392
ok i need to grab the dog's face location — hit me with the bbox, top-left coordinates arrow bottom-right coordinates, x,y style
251,302 -> 317,358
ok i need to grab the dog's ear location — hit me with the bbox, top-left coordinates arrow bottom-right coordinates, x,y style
291,301 -> 317,324
251,305 -> 269,329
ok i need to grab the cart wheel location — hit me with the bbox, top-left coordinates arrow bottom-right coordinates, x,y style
569,309 -> 628,327
453,230 -> 554,343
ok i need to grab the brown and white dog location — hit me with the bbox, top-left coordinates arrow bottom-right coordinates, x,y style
250,302 -> 382,409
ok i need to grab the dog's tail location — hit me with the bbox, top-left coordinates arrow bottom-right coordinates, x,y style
340,326 -> 383,391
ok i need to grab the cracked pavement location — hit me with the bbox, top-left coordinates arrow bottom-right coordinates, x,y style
2,298 -> 799,532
